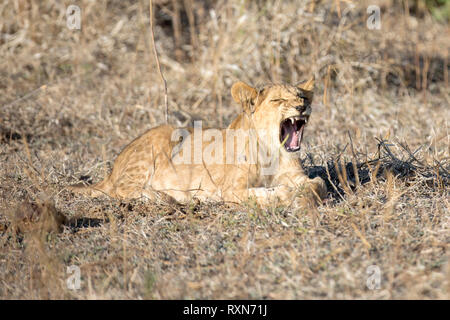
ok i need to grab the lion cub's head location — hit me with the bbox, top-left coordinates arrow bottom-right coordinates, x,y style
231,78 -> 314,155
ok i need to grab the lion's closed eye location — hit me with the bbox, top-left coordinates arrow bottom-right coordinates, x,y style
270,98 -> 287,103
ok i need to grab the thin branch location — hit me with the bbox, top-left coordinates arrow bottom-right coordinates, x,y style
347,131 -> 360,188
149,0 -> 169,124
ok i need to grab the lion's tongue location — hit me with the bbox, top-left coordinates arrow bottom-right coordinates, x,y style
287,126 -> 299,148
283,121 -> 300,149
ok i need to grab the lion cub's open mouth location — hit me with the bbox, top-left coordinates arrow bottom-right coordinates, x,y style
280,116 -> 307,152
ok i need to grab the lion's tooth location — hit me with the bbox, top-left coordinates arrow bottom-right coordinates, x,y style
290,118 -> 294,125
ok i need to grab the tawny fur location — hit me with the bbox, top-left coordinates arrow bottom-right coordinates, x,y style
69,80 -> 327,207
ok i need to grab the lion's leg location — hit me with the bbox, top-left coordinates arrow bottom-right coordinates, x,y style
221,186 -> 293,207
272,158 -> 327,204
247,186 -> 291,207
141,189 -> 179,205
305,176 -> 327,203
111,171 -> 150,199
271,175 -> 327,206
246,179 -> 326,208
110,173 -> 181,206
228,176 -> 326,208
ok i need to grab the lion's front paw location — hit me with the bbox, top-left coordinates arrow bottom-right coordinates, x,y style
308,177 -> 327,203
292,177 -> 327,208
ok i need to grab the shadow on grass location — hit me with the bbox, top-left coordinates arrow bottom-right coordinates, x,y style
1,199 -> 106,236
67,217 -> 105,231
305,139 -> 449,202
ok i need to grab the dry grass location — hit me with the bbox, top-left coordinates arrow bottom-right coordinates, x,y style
0,0 -> 449,299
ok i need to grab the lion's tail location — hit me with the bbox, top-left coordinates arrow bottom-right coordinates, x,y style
67,177 -> 113,198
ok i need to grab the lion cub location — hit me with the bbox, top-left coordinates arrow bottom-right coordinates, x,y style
69,78 -> 327,207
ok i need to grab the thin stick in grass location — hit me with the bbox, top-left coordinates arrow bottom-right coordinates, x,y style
347,131 -> 360,189
149,0 -> 168,124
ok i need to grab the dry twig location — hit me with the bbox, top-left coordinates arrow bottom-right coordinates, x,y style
149,0 -> 169,123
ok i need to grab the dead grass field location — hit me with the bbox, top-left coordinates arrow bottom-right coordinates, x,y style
0,0 -> 449,299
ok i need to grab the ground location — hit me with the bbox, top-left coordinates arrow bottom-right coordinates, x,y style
0,0 -> 448,299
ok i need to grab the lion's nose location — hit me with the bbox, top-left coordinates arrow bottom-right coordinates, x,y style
295,105 -> 305,112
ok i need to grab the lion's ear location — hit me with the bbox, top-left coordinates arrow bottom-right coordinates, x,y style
231,81 -> 258,104
297,77 -> 315,92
